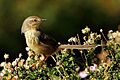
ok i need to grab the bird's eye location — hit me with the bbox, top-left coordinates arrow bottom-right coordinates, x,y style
33,19 -> 37,22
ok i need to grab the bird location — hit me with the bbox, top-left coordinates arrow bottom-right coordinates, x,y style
21,16 -> 103,63
21,16 -> 59,61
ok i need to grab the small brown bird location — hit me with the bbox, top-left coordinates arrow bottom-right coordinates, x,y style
21,16 -> 59,60
21,16 -> 102,62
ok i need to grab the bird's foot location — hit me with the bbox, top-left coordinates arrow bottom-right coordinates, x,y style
30,55 -> 48,70
39,54 -> 45,61
27,50 -> 35,57
38,55 -> 48,65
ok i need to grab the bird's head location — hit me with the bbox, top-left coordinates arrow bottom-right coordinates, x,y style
21,16 -> 46,34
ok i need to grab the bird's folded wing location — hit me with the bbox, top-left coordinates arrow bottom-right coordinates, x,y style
38,31 -> 59,47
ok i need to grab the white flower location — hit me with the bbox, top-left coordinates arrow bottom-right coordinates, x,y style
13,75 -> 18,79
0,72 -> 4,76
0,62 -> 6,67
7,62 -> 12,68
15,58 -> 20,62
68,37 -> 74,42
83,36 -> 86,40
100,29 -> 103,32
58,42 -> 61,45
36,62 -> 39,68
24,64 -> 30,69
112,32 -> 117,38
79,71 -> 88,78
18,59 -> 25,67
61,48 -> 67,53
1,70 -> 6,74
82,26 -> 90,34
40,55 -> 45,61
108,35 -> 113,39
21,59 -> 25,62
28,51 -> 34,57
14,66 -> 18,70
84,26 -> 90,33
102,63 -> 108,68
82,29 -> 86,34
87,39 -> 91,43
4,54 -> 9,59
97,34 -> 101,38
89,64 -> 97,71
26,47 -> 30,51
108,30 -> 113,33
87,39 -> 94,44
80,50 -> 83,53
90,33 -> 95,39
79,68 -> 89,78
26,57 -> 31,61
107,33 -> 113,39
56,61 -> 60,65
117,31 -> 120,37
19,53 -> 22,58
34,55 -> 39,60
7,69 -> 12,73
72,37 -> 78,42
12,60 -> 17,67
76,67 -> 80,72
108,30 -> 114,39
68,37 -> 78,43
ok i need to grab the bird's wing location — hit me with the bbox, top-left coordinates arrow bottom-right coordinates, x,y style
38,30 -> 59,47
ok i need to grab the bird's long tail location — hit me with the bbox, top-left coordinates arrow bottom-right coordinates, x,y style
58,44 -> 105,50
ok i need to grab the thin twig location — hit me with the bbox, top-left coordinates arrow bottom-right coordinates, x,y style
77,34 -> 81,45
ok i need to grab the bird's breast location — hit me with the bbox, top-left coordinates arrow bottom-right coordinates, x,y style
24,30 -> 40,49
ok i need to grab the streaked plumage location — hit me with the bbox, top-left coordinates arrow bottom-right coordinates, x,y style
21,16 -> 59,56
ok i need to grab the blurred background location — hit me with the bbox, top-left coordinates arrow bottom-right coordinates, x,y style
0,0 -> 120,61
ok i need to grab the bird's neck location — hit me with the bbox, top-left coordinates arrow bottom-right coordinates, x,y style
25,29 -> 40,37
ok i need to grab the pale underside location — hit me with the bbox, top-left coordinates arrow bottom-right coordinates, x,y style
24,30 -> 56,55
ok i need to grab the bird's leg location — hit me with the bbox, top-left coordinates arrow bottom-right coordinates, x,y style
39,54 -> 45,61
50,55 -> 56,62
31,55 -> 48,69
37,54 -> 49,66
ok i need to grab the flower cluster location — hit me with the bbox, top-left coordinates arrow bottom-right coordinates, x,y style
0,49 -> 80,80
0,53 -> 24,80
79,64 -> 97,78
0,51 -> 47,80
0,26 -> 120,80
81,26 -> 90,34
107,30 -> 120,43
81,27 -> 101,45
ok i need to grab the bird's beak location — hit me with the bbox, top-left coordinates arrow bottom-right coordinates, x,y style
41,19 -> 47,21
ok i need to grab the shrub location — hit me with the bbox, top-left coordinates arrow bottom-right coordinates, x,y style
0,27 -> 120,80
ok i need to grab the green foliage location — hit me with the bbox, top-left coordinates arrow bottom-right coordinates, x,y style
0,27 -> 120,80
0,50 -> 81,80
